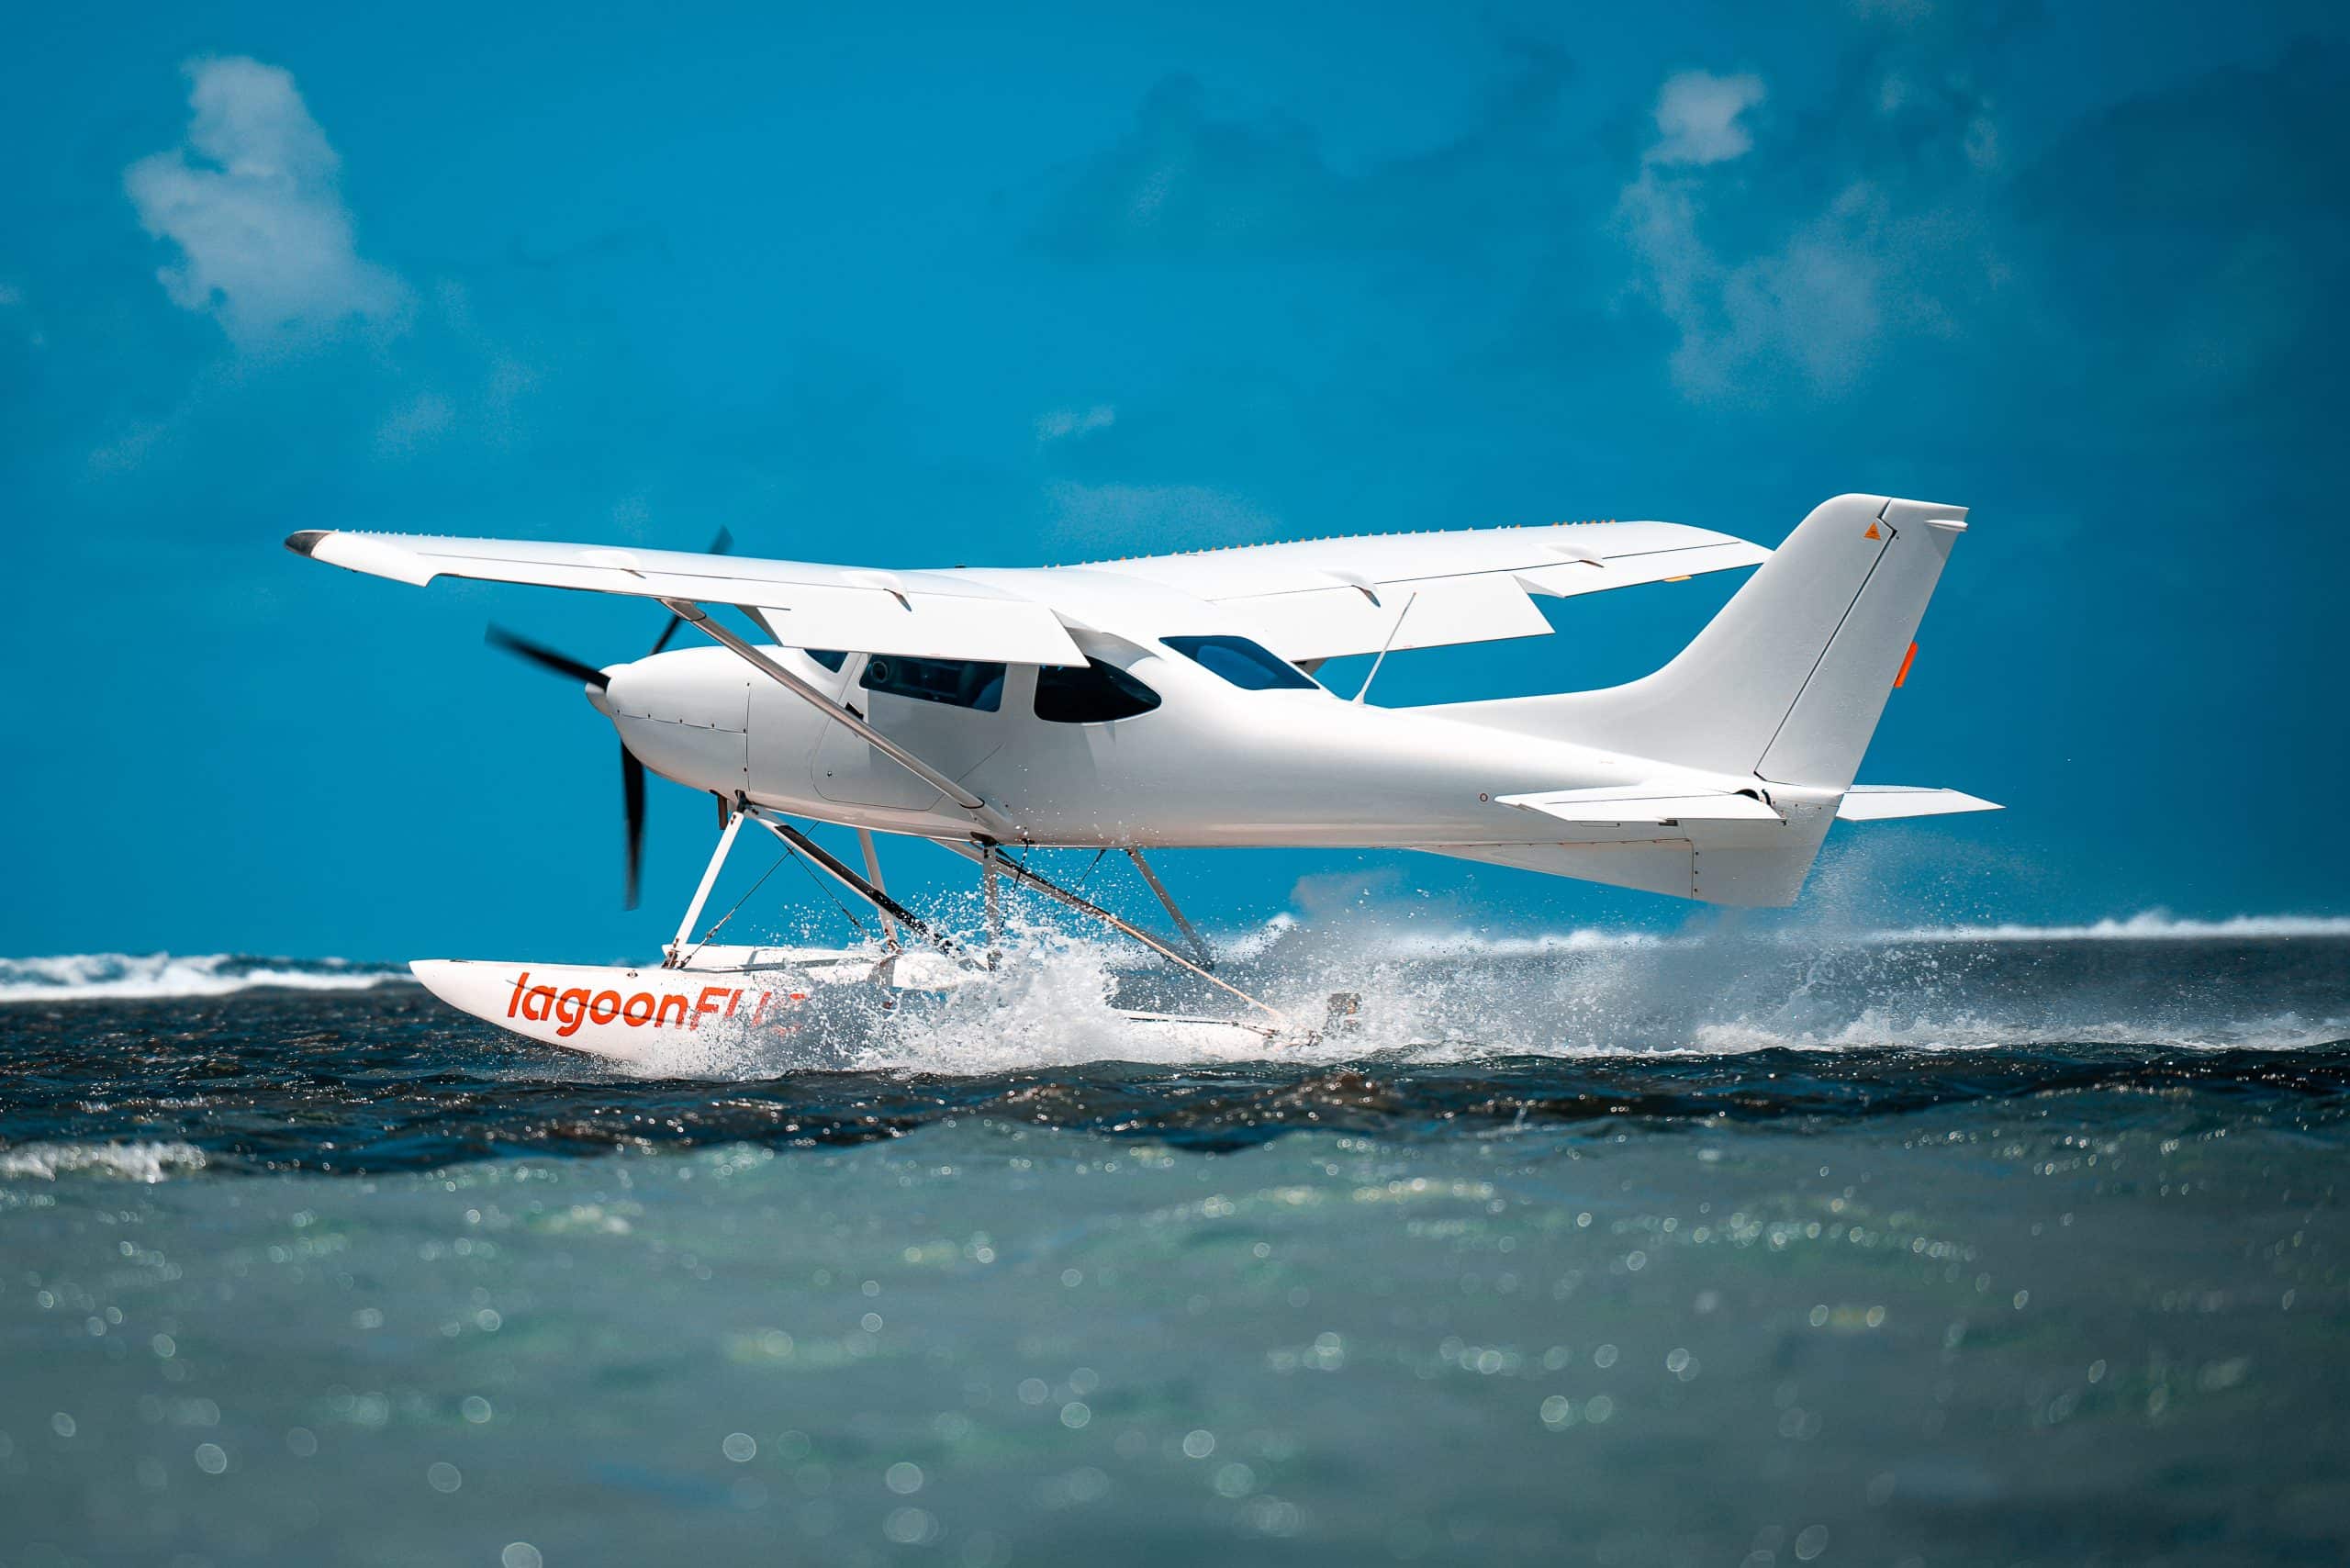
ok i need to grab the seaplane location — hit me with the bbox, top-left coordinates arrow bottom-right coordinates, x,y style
285,491 -> 1996,1058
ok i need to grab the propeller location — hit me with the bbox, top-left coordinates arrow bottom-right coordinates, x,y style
480,525 -> 736,913
483,624 -> 645,909
485,625 -> 609,689
621,742 -> 645,911
646,527 -> 733,655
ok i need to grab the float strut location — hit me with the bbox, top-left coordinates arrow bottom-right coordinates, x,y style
743,810 -> 967,963
1126,849 -> 1214,970
981,847 -> 1003,969
936,841 -> 1296,1033
856,828 -> 901,953
665,806 -> 744,967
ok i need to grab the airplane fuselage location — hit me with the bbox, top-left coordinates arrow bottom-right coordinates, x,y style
597,635 -> 1751,853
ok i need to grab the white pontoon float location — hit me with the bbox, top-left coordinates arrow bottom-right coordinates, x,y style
412,801 -> 1315,1062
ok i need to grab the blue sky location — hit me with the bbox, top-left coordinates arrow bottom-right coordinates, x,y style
6,1 -> 2345,960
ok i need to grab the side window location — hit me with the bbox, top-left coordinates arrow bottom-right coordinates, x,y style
1161,634 -> 1318,691
1035,658 -> 1162,723
803,649 -> 848,672
860,655 -> 1005,712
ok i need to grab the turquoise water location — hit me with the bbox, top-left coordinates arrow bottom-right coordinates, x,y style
2,931 -> 2347,1564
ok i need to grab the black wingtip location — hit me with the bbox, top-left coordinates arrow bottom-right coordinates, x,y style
285,530 -> 330,558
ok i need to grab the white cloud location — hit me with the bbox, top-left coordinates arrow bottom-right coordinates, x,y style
1648,71 -> 1765,166
1045,479 -> 1277,554
1036,403 -> 1116,442
375,391 -> 453,454
0,284 -> 20,308
1617,62 -> 1997,403
125,57 -> 407,348
1619,172 -> 1895,401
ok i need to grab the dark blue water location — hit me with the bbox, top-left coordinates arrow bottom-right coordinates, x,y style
3,928 -> 2346,1565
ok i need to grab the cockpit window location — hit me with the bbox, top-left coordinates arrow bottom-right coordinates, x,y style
803,649 -> 848,672
1161,634 -> 1318,691
1035,658 -> 1162,723
860,655 -> 1005,711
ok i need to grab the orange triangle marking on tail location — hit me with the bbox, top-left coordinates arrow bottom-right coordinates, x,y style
1864,521 -> 1882,540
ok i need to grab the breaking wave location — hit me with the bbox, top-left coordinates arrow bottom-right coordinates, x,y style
0,1140 -> 208,1182
1857,912 -> 2350,943
1190,909 -> 2350,961
0,953 -> 412,1004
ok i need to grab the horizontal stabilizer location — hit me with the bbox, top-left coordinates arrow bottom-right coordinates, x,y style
1835,786 -> 2002,823
1496,785 -> 1783,827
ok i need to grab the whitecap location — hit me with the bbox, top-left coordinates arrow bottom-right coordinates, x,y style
0,1141 -> 209,1182
0,953 -> 410,1004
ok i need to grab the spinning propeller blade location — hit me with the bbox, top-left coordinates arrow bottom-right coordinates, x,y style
621,744 -> 646,911
647,527 -> 734,655
485,625 -> 645,909
485,625 -> 609,689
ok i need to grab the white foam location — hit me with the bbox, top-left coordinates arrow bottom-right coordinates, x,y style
0,953 -> 409,1003
1857,913 -> 2350,943
1203,910 -> 2350,958
0,1141 -> 209,1182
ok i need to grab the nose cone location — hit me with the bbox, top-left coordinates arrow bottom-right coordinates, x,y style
601,646 -> 748,729
598,646 -> 749,790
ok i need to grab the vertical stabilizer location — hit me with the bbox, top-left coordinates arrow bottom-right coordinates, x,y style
1427,494 -> 1966,790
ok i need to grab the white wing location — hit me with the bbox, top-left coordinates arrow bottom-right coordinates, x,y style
1058,519 -> 1769,661
289,512 -> 1766,667
287,531 -> 1090,665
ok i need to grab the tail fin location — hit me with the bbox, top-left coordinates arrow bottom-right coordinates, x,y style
1432,494 -> 1966,790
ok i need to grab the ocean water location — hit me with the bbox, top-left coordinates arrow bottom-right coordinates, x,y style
2,922 -> 2347,1566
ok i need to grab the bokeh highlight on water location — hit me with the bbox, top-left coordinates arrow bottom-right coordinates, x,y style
2,921 -> 2346,1564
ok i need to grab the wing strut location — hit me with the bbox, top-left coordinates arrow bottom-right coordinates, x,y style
655,598 -> 1018,841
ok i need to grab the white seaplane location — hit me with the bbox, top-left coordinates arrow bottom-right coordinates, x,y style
287,492 -> 1995,1058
